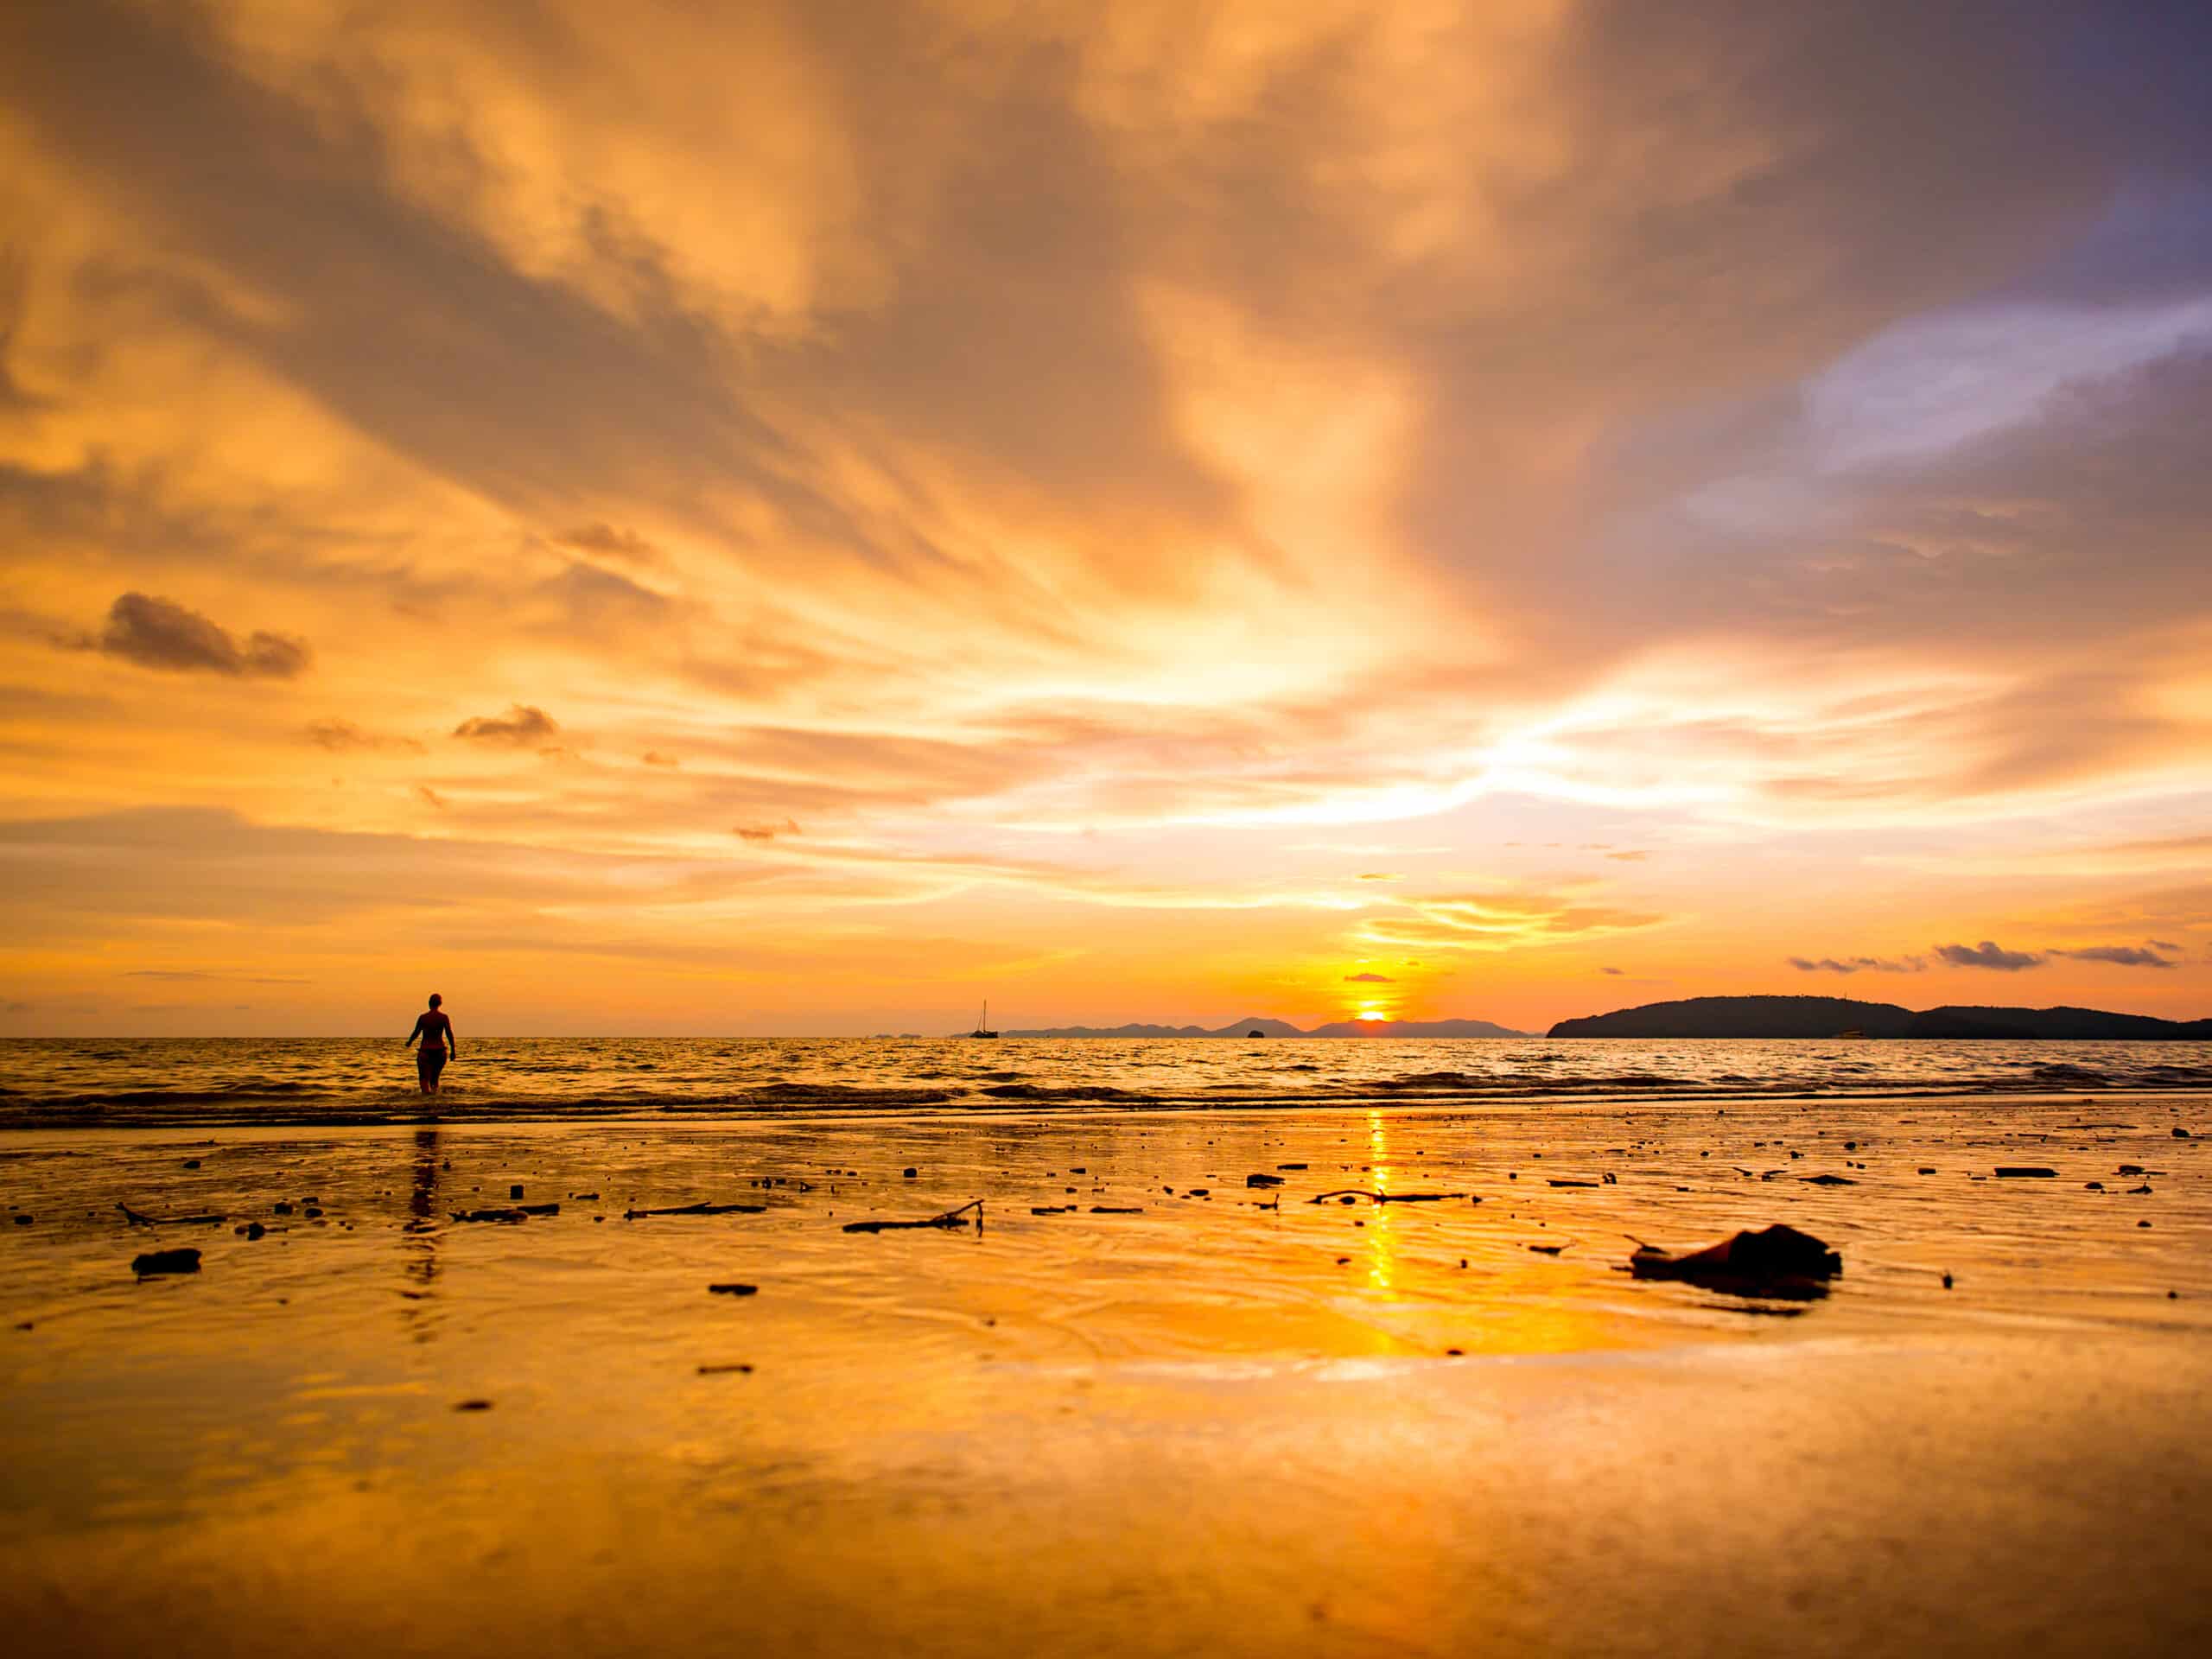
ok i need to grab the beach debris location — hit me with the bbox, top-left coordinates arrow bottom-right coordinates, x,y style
2173,1127 -> 2191,1138
273,1201 -> 293,1215
453,1399 -> 493,1412
1246,1173 -> 1285,1187
571,1192 -> 600,1201
1942,1272 -> 1954,1289
517,1203 -> 560,1216
1306,1189 -> 1465,1205
2085,1181 -> 2105,1191
1090,1205 -> 1143,1215
697,1363 -> 753,1375
510,1185 -> 525,1199
117,1203 -> 225,1226
1278,1162 -> 1308,1171
707,1282 -> 758,1296
1995,1166 -> 2056,1179
182,1158 -> 200,1169
623,1202 -> 767,1220
1800,1174 -> 1855,1186
131,1247 -> 201,1276
1527,1243 -> 1568,1255
1031,1205 -> 1074,1215
12,1214 -> 30,1225
2118,1164 -> 2145,1175
1918,1167 -> 1936,1175
2128,1184 -> 2152,1194
1548,1179 -> 1599,1189
1628,1224 -> 1841,1299
842,1198 -> 982,1235
451,1208 -> 529,1224
234,1221 -> 267,1240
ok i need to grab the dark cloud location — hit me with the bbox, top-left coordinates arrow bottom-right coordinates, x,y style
1789,954 -> 1928,974
453,704 -> 559,744
1344,972 -> 1394,983
2050,944 -> 2176,969
92,592 -> 309,677
1600,966 -> 1624,976
1932,940 -> 2044,971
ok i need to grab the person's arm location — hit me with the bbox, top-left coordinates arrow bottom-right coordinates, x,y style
446,1018 -> 458,1060
404,1014 -> 423,1049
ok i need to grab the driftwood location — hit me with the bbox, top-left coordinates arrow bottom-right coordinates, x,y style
622,1202 -> 768,1220
118,1203 -> 225,1227
842,1199 -> 982,1235
1306,1189 -> 1466,1205
451,1208 -> 529,1224
1090,1205 -> 1144,1214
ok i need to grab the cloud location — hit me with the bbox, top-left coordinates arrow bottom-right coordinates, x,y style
1344,971 -> 1395,983
1789,954 -> 1928,974
415,785 -> 448,810
1605,850 -> 1649,861
734,818 -> 803,842
92,593 -> 310,677
1932,940 -> 2044,971
2049,944 -> 2177,969
1600,966 -> 1624,975
453,705 -> 559,744
305,719 -> 424,753
640,751 -> 679,767
557,523 -> 662,565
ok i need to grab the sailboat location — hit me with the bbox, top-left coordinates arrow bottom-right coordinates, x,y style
968,1000 -> 999,1039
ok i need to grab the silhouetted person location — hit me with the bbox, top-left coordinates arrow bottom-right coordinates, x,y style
405,993 -> 456,1094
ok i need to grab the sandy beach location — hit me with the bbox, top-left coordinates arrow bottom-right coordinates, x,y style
5,1092 -> 2209,1656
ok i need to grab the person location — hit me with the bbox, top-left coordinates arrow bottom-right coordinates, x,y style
404,994 -> 457,1094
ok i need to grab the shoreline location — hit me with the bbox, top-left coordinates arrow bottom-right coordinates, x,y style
5,1081 -> 2209,1133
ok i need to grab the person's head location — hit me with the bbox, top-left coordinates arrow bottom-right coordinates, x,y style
427,993 -> 442,1008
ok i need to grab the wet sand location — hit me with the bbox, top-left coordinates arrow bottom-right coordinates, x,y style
4,1093 -> 2209,1656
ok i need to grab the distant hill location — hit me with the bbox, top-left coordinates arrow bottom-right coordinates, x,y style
1549,995 -> 2211,1039
1000,1015 -> 1526,1039
1302,1017 -> 1526,1039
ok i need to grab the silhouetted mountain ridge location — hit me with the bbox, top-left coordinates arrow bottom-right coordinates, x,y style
999,1015 -> 1526,1039
1548,995 -> 2212,1039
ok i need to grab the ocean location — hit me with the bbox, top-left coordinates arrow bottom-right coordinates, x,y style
4,1034 -> 2212,1128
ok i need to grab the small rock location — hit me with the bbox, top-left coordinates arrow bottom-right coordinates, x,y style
11,1214 -> 29,1226
707,1282 -> 758,1296
182,1158 -> 200,1169
2173,1128 -> 2191,1139
1942,1272 -> 1954,1289
454,1399 -> 493,1412
273,1201 -> 294,1215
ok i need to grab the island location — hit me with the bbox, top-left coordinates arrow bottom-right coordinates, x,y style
1548,995 -> 2212,1039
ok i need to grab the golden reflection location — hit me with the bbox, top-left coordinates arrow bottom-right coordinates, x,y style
399,1128 -> 442,1344
1364,1109 -> 1398,1297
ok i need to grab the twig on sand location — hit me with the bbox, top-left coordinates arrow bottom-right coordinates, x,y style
1305,1189 -> 1466,1205
622,1202 -> 769,1220
117,1203 -> 226,1227
842,1198 -> 983,1235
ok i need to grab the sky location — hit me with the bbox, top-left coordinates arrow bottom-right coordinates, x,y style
2,0 -> 2210,1037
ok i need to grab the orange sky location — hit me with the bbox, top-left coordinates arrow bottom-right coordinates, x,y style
2,0 -> 2209,1035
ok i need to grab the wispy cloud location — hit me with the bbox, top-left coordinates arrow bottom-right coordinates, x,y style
1789,954 -> 1928,975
